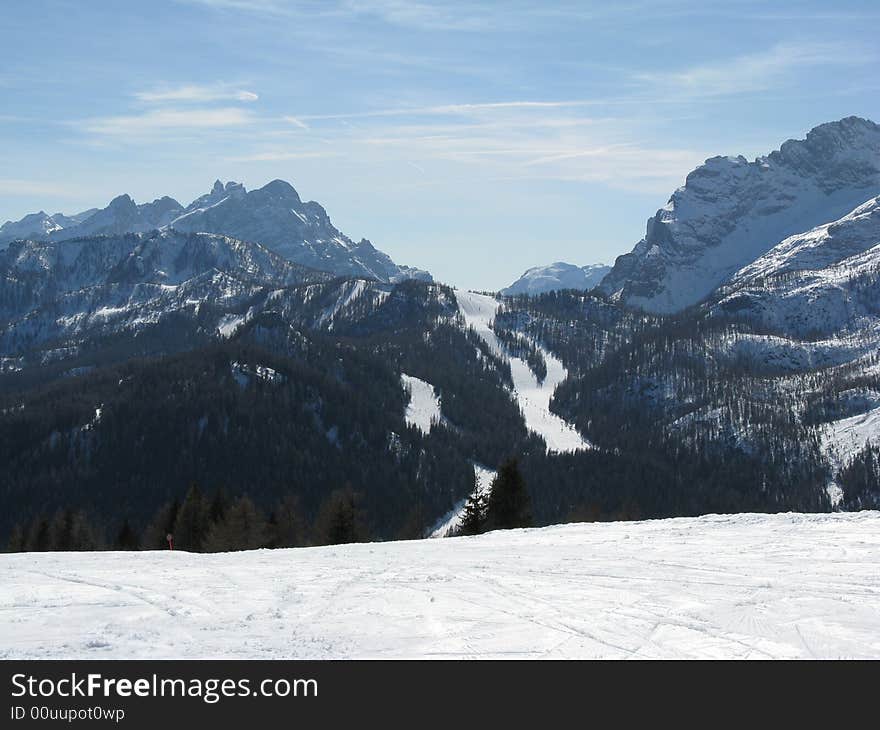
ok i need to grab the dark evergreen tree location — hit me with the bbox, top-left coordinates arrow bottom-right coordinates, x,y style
457,490 -> 488,536
268,495 -> 305,548
173,483 -> 211,551
314,488 -> 366,545
203,495 -> 268,552
396,501 -> 428,540
49,509 -> 74,550
209,489 -> 230,525
6,523 -> 25,552
142,499 -> 180,550
66,511 -> 101,550
114,519 -> 140,550
26,516 -> 51,552
486,458 -> 533,530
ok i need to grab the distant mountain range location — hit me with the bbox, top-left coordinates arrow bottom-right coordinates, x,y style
501,262 -> 610,295
0,179 -> 430,284
3,116 -> 880,545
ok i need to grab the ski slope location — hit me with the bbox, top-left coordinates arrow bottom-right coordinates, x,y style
2,512 -> 879,659
455,290 -> 590,453
401,373 -> 442,434
822,406 -> 880,472
820,406 -> 880,506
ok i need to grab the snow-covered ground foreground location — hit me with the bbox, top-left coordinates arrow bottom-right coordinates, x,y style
2,512 -> 880,660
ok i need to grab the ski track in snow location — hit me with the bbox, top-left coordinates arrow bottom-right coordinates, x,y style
3,512 -> 880,659
455,290 -> 590,453
401,373 -> 442,435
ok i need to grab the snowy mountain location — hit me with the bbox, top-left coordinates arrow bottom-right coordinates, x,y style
501,262 -> 610,295
731,195 -> 880,285
168,179 -> 430,283
0,179 -> 431,284
600,117 -> 880,313
0,208 -> 96,245
68,194 -> 184,238
713,195 -> 880,339
0,229 -> 328,365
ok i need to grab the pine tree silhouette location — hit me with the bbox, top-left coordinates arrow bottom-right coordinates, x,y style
458,490 -> 488,535
114,519 -> 140,550
174,483 -> 211,551
486,458 -> 533,530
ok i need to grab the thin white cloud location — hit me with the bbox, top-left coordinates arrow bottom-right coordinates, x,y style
283,116 -> 310,129
176,0 -> 289,13
134,84 -> 259,104
81,108 -> 255,137
298,99 -> 601,122
181,0 -> 502,30
269,102 -> 704,193
337,0 -> 497,31
0,179 -> 85,198
224,150 -> 337,162
637,42 -> 871,98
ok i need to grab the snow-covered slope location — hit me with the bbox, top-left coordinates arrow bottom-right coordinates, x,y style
711,195 -> 880,340
0,212 -> 64,244
456,290 -> 590,453
0,230 -> 324,359
732,195 -> 880,284
3,511 -> 878,659
0,208 -> 97,247
502,262 -> 610,296
600,117 -> 880,313
401,373 -> 442,434
821,405 -> 880,506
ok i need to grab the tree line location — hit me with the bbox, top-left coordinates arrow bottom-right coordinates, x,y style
456,459 -> 533,536
6,461 -> 539,552
6,483 -> 373,553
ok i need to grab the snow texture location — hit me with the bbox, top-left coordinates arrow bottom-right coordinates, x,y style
456,290 -> 590,453
3,511 -> 879,659
401,373 -> 442,434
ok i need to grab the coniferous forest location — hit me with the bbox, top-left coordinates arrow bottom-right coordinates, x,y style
4,274 -> 875,553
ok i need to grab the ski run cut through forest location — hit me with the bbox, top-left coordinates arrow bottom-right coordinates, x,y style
2,511 -> 879,660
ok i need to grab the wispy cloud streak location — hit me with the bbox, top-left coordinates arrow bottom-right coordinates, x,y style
134,84 -> 259,103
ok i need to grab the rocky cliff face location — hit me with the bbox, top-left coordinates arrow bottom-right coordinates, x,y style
600,117 -> 880,313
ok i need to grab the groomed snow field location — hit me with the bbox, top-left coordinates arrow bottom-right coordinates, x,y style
2,511 -> 879,659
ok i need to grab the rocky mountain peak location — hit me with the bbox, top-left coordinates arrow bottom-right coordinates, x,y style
599,117 -> 880,313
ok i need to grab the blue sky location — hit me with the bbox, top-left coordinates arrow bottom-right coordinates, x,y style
1,0 -> 878,289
